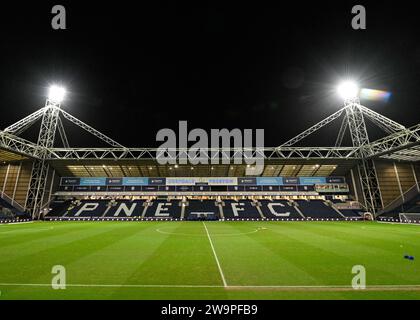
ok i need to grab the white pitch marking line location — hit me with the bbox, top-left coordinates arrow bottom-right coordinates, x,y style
1,283 -> 420,290
0,221 -> 34,226
0,227 -> 52,234
202,221 -> 227,287
377,221 -> 420,226
0,283 -> 221,288
156,227 -> 258,237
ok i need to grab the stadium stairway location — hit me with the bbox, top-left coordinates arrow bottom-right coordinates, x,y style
325,200 -> 346,218
337,209 -> 362,217
289,200 -> 306,219
328,199 -> 362,218
141,199 -> 152,218
217,200 -> 225,219
251,199 -> 265,219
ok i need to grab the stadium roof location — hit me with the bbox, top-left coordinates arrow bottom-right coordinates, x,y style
365,122 -> 420,162
48,160 -> 357,178
0,149 -> 27,163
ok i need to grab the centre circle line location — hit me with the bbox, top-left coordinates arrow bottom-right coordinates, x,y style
155,227 -> 259,236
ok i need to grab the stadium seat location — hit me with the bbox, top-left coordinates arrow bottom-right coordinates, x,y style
104,199 -> 146,217
379,194 -> 420,220
44,197 -> 367,221
222,199 -> 261,219
296,200 -> 343,219
258,199 -> 303,219
184,200 -> 219,220
64,199 -> 110,217
144,199 -> 182,219
0,198 -> 25,220
337,209 -> 362,217
45,199 -> 73,217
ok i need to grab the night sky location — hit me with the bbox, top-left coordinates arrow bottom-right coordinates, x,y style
1,1 -> 420,148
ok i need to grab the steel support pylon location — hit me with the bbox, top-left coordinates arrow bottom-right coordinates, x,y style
345,99 -> 383,214
25,100 -> 60,219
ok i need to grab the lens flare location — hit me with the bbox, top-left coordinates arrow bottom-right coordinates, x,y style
360,88 -> 391,102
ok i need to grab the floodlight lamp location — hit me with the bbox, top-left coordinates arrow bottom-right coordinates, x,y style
337,81 -> 359,100
48,85 -> 66,103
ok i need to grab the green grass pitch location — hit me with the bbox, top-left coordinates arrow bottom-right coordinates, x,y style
1,220 -> 420,300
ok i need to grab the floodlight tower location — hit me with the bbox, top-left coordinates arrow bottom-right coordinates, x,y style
25,86 -> 66,219
337,81 -> 383,214
337,81 -> 370,153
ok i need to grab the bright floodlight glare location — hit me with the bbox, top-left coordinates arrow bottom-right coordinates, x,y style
48,85 -> 66,103
337,81 -> 359,100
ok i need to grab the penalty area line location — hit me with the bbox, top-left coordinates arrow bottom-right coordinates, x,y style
202,221 -> 228,287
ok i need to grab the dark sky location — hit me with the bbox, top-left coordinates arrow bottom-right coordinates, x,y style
1,1 -> 420,147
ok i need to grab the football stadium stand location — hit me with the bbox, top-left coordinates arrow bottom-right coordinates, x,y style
221,199 -> 261,219
104,199 -> 147,217
144,199 -> 183,219
184,200 -> 219,220
296,199 -> 343,219
44,196 -> 363,221
2,91 -> 420,223
389,194 -> 420,214
0,197 -> 15,211
0,198 -> 32,220
0,205 -> 14,220
257,199 -> 303,219
378,194 -> 420,222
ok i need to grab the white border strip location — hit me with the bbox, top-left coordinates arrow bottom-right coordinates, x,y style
1,283 -> 420,290
202,221 -> 227,287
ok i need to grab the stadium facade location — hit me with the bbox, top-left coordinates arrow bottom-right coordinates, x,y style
1,95 -> 420,222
